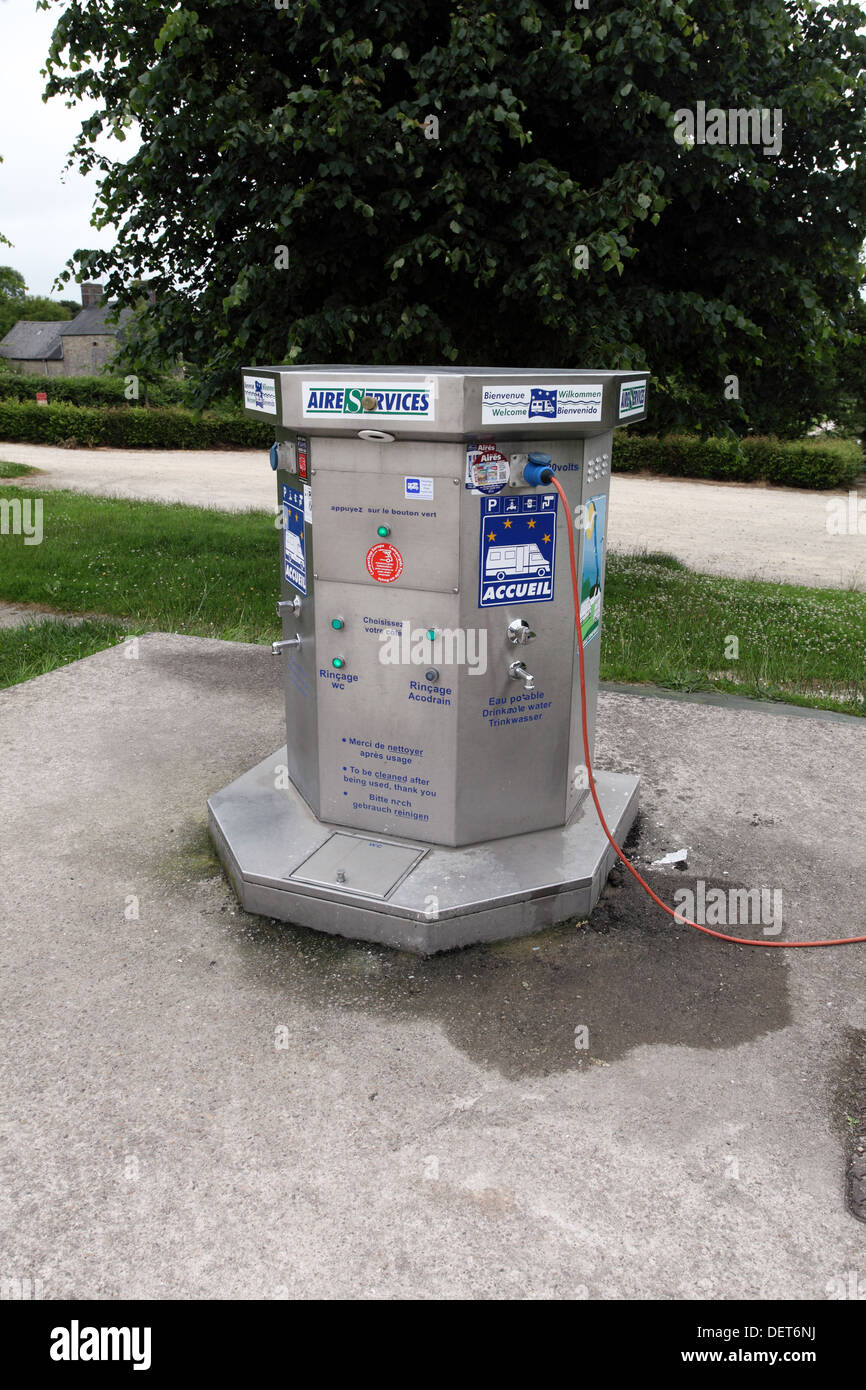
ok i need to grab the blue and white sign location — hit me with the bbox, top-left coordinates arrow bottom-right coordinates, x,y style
243,373 -> 277,415
282,484 -> 307,594
528,388 -> 557,419
404,476 -> 434,500
481,383 -> 603,425
478,493 -> 558,608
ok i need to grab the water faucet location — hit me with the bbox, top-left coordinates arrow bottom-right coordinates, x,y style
508,660 -> 536,691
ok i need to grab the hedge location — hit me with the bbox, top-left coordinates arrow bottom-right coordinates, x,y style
0,369 -> 187,409
0,396 -> 861,488
611,433 -> 863,490
0,399 -> 273,450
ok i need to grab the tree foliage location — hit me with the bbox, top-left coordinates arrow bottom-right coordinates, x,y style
0,265 -> 75,340
0,266 -> 27,301
41,0 -> 866,434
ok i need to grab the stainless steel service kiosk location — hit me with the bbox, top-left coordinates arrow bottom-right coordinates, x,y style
208,367 -> 649,953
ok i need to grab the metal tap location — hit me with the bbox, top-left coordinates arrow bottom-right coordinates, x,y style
508,660 -> 536,691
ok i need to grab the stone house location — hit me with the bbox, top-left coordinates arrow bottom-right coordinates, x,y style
0,283 -> 133,377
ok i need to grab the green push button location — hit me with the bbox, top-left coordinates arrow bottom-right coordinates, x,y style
332,657 -> 346,670
377,525 -> 391,537
330,618 -> 344,630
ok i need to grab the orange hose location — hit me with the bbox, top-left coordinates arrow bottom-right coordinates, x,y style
552,474 -> 866,948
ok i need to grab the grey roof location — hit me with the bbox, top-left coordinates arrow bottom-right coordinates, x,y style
0,320 -> 65,361
60,303 -> 134,338
0,302 -> 135,362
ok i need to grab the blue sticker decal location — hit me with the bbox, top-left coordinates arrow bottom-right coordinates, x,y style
528,388 -> 558,419
282,483 -> 307,595
580,495 -> 606,646
478,492 -> 558,607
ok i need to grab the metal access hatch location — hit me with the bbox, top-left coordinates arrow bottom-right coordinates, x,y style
289,833 -> 427,900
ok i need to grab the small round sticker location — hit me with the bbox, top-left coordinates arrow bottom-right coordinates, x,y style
365,542 -> 404,584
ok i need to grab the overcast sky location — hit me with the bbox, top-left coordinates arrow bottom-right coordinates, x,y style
0,0 -> 135,300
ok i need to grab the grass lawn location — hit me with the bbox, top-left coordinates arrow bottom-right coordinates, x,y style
604,551 -> 865,715
0,461 -> 38,478
0,485 -> 863,714
0,485 -> 276,643
0,617 -> 132,691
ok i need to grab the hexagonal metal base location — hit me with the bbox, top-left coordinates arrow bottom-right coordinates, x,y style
208,748 -> 639,954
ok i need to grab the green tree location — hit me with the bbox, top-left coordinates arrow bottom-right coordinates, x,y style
0,283 -> 74,341
0,265 -> 29,339
0,266 -> 26,300
833,291 -> 866,436
41,0 -> 866,434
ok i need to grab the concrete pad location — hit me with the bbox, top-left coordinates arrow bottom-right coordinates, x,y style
1,633 -> 865,1299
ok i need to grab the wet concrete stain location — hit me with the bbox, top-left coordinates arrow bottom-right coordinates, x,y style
832,1028 -> 866,1223
188,831 -> 792,1081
